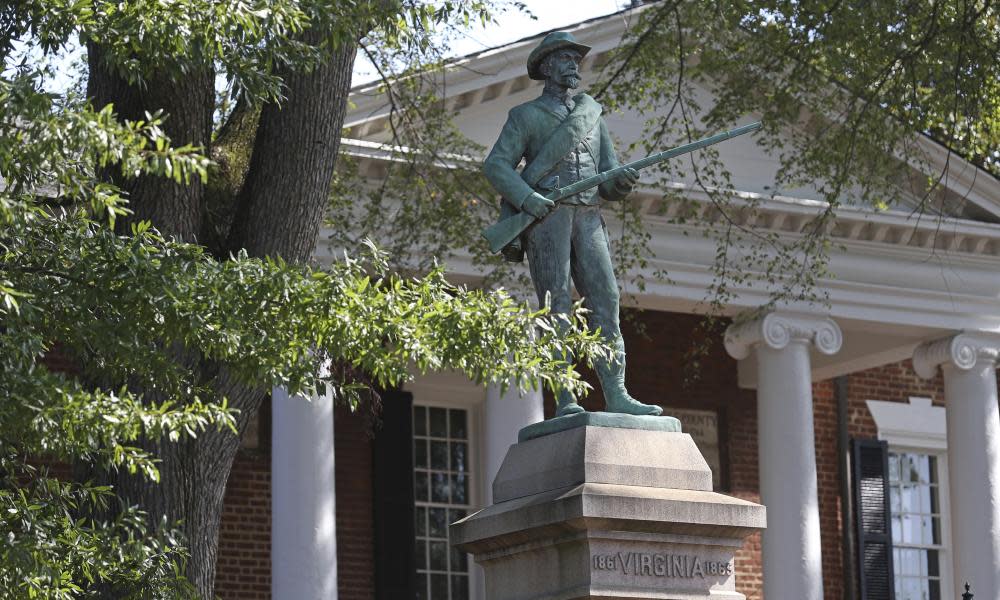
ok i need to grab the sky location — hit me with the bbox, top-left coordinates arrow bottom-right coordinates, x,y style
351,1 -> 627,86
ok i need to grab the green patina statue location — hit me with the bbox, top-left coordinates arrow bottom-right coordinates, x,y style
482,31 -> 663,418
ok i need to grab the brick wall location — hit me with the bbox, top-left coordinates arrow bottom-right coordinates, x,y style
216,450 -> 271,599
334,405 -> 376,600
813,379 -> 844,600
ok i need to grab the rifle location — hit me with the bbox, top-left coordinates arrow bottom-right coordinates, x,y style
482,121 -> 763,254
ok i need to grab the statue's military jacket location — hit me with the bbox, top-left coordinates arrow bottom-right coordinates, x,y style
483,93 -> 629,209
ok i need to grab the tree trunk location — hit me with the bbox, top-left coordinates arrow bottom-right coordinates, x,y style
86,32 -> 358,599
87,43 -> 213,243
228,41 -> 358,262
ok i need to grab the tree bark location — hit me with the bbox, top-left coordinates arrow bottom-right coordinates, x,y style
87,44 -> 213,243
228,41 -> 358,262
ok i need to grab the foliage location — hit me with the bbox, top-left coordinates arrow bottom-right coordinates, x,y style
1,459 -> 198,600
590,0 -> 1000,312
328,2 -> 535,292
1,1 -> 605,597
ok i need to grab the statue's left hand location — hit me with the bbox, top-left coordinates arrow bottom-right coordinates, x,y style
614,167 -> 639,191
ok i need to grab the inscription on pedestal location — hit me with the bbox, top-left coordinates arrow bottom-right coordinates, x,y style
592,552 -> 733,578
669,407 -> 721,489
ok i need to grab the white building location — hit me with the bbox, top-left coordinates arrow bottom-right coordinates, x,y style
216,9 -> 1000,600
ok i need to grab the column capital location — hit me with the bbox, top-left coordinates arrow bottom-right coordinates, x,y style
913,332 -> 1000,379
724,310 -> 843,360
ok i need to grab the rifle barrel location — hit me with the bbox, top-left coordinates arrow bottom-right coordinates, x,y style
552,121 -> 762,201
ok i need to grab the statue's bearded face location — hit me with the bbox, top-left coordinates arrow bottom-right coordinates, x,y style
541,49 -> 583,89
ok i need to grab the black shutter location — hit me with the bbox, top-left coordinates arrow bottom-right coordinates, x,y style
373,391 -> 416,600
852,438 -> 896,600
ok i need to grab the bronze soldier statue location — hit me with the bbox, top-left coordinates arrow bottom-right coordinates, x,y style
483,31 -> 663,418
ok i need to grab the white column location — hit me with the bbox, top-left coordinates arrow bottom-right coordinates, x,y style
483,384 -> 544,504
913,333 -> 1000,598
725,311 -> 842,600
271,387 -> 337,599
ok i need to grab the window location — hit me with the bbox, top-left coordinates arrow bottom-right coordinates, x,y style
867,397 -> 954,600
413,405 -> 472,600
889,451 -> 944,600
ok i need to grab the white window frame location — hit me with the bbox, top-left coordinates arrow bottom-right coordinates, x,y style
867,396 -> 954,600
407,373 -> 486,600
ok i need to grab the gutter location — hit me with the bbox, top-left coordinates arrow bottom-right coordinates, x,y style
836,375 -> 858,600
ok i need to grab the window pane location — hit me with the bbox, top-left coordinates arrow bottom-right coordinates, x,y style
915,455 -> 931,484
900,575 -> 923,599
919,516 -> 934,545
415,506 -> 427,537
430,574 -> 448,598
898,548 -> 918,575
926,550 -> 939,577
929,579 -> 941,600
889,453 -> 900,482
430,542 -> 448,571
902,514 -> 920,544
918,484 -> 931,514
449,409 -> 467,439
451,575 -> 469,600
431,441 -> 449,470
431,472 -> 450,503
416,573 -> 427,600
429,408 -> 448,437
451,473 -> 468,505
414,406 -> 427,436
902,454 -> 919,483
901,484 -> 919,512
451,442 -> 467,473
428,508 -> 447,539
415,538 -> 427,570
415,439 -> 428,469
415,471 -> 429,502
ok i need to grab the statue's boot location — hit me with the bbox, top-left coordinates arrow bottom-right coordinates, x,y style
555,389 -> 586,417
598,342 -> 662,416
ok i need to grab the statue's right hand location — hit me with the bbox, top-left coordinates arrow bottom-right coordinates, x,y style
522,192 -> 555,218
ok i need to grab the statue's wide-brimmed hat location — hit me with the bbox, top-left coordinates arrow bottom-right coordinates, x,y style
526,31 -> 591,80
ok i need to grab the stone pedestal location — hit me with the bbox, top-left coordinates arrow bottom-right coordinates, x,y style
451,415 -> 765,599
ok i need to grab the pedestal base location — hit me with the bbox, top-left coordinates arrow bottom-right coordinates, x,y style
451,424 -> 765,600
